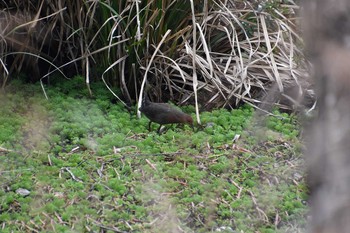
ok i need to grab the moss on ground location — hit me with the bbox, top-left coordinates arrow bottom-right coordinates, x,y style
0,78 -> 308,232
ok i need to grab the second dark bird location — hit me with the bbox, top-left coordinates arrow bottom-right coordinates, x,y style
139,95 -> 194,134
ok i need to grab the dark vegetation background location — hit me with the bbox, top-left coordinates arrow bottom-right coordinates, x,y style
0,0 -> 311,113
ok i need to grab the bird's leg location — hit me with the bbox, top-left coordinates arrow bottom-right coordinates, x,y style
157,125 -> 163,134
148,121 -> 152,131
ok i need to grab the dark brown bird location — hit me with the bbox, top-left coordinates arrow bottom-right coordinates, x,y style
139,95 -> 194,133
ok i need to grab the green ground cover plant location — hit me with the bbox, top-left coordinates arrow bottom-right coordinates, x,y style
0,79 -> 307,232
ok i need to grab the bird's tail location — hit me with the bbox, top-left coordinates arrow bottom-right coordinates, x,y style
142,93 -> 151,107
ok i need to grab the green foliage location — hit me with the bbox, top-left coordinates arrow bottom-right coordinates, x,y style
0,81 -> 308,232
266,109 -> 300,139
